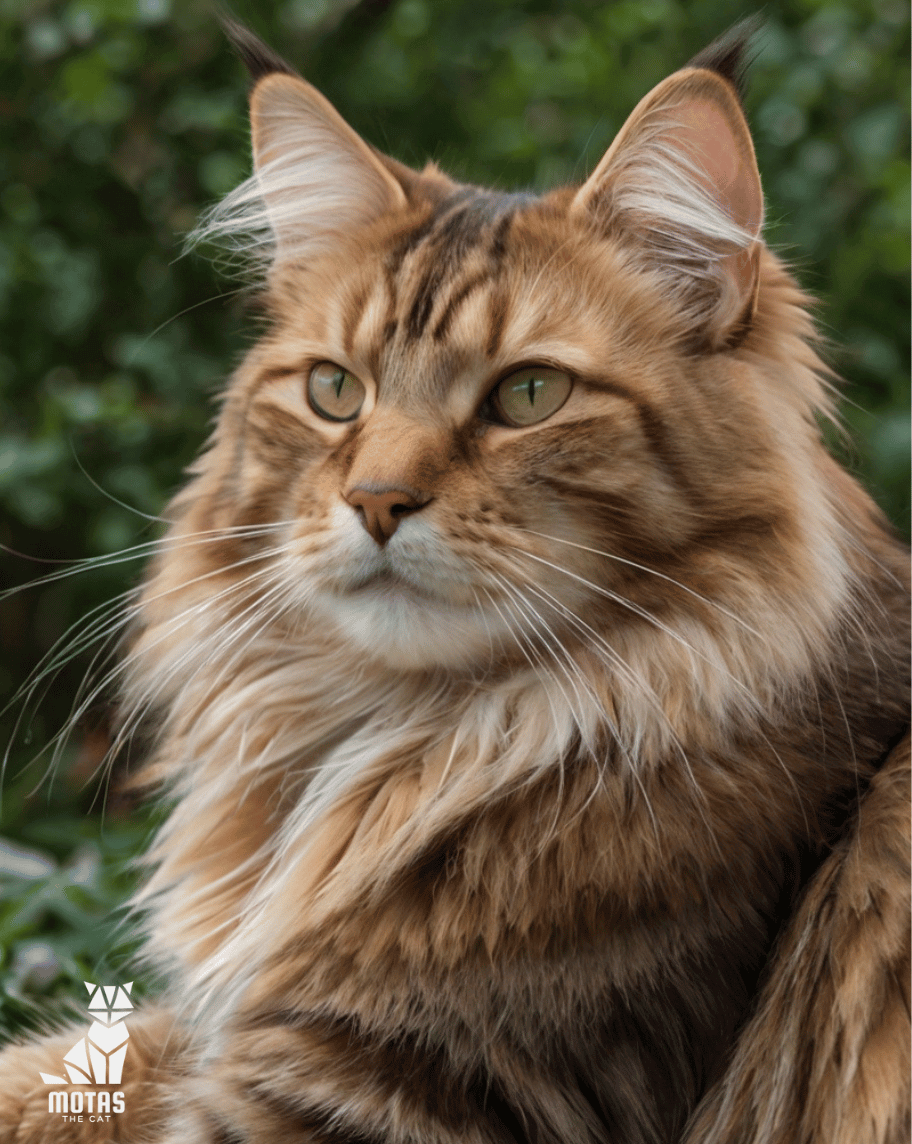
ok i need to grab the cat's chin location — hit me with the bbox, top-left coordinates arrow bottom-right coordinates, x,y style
309,583 -> 501,671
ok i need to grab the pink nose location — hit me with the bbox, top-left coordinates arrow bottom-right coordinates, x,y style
344,485 -> 428,545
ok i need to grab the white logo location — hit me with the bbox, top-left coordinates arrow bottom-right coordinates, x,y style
40,981 -> 133,1086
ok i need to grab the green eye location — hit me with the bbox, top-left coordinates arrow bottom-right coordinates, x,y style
307,362 -> 365,422
488,367 -> 573,427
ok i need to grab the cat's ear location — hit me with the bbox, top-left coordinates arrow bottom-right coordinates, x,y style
192,19 -> 410,273
248,72 -> 409,260
572,28 -> 763,349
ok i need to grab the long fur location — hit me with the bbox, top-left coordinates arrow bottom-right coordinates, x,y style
1,22 -> 908,1144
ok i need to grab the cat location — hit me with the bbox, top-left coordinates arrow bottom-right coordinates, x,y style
0,18 -> 908,1144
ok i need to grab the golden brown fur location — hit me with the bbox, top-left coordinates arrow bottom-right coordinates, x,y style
1,23 -> 908,1144
685,732 -> 911,1144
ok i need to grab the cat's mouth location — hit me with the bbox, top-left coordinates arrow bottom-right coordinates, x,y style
311,558 -> 500,670
343,567 -> 469,607
331,545 -> 477,606
346,568 -> 423,595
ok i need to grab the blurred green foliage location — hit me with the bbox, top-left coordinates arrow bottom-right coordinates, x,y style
0,0 -> 908,1034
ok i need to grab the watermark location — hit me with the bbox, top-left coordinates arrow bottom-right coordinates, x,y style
46,1089 -> 124,1121
40,981 -> 131,1122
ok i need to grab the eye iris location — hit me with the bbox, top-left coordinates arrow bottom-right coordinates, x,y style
308,362 -> 365,421
494,367 -> 572,426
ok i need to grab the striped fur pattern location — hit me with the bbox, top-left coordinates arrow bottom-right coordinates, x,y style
684,732 -> 911,1144
1,22 -> 908,1144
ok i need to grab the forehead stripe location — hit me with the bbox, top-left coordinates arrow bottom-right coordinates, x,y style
404,265 -> 446,342
485,289 -> 510,359
399,202 -> 518,347
431,272 -> 491,342
342,282 -> 371,358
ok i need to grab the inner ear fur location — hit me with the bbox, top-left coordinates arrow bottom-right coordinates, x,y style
573,67 -> 764,350
249,71 -> 410,259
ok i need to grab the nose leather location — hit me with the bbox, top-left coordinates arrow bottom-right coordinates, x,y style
345,485 -> 428,545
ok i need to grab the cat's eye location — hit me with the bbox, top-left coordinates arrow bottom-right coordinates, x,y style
307,362 -> 365,422
485,367 -> 573,427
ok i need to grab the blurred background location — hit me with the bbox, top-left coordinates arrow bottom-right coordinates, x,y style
1,0 -> 908,1035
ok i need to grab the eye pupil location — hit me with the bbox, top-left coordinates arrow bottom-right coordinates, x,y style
527,377 -> 537,405
333,372 -> 345,399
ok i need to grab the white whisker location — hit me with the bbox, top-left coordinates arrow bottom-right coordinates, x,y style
111,568 -> 298,765
11,547 -> 293,791
491,572 -> 661,841
511,528 -> 764,640
0,521 -> 291,603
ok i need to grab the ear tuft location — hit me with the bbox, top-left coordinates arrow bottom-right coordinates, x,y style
219,14 -> 298,84
188,29 -> 411,280
686,17 -> 761,104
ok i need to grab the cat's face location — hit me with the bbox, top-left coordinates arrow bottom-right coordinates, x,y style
176,53 -> 833,679
230,196 -> 700,669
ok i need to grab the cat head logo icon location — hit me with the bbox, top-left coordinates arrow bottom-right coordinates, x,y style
39,981 -> 133,1086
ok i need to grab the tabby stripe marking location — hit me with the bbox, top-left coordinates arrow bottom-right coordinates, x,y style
239,1009 -> 526,1142
555,380 -> 698,501
485,288 -> 510,358
342,284 -> 371,358
431,272 -> 491,342
625,393 -> 698,499
255,365 -> 307,386
241,1088 -> 393,1143
431,214 -> 516,344
403,198 -> 506,343
489,209 -> 515,263
207,1119 -> 247,1144
404,263 -> 447,342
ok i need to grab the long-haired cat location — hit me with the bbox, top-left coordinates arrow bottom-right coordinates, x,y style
1,20 -> 908,1144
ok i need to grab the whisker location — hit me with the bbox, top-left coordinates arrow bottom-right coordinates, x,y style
516,573 -> 676,738
68,446 -> 169,525
490,572 -> 594,742
492,572 -> 661,842
521,574 -> 723,851
505,548 -> 811,836
0,521 -> 291,603
107,566 -> 297,766
109,592 -> 292,795
4,538 -> 293,737
11,549 -> 291,792
511,528 -> 764,640
488,575 -> 602,837
478,585 -> 566,737
511,547 -> 769,712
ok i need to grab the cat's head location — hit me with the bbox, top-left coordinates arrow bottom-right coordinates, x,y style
163,22 -> 844,697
